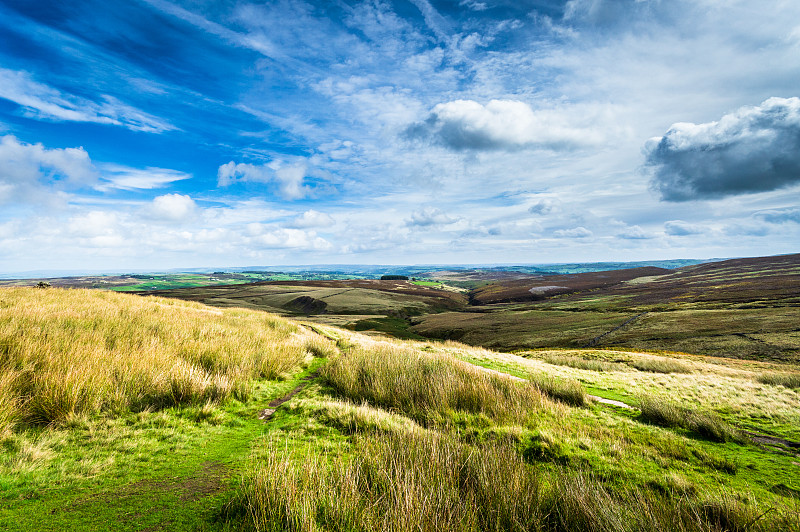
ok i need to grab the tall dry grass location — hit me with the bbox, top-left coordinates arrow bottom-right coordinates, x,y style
0,287 -> 319,428
320,344 -> 548,425
757,372 -> 800,389
629,357 -> 694,374
637,394 -> 744,444
235,430 -> 791,532
528,373 -> 588,407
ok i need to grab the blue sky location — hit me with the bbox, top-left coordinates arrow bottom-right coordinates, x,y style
1,0 -> 799,272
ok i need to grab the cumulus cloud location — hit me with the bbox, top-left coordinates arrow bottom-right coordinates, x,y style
617,225 -> 652,239
554,226 -> 592,238
98,164 -> 192,190
246,225 -> 332,250
147,194 -> 197,222
406,207 -> 459,227
756,207 -> 800,224
0,68 -> 174,133
290,209 -> 334,228
68,211 -> 120,237
217,160 -> 310,199
664,220 -> 704,236
645,97 -> 800,201
406,99 -> 606,151
528,198 -> 560,215
0,135 -> 96,204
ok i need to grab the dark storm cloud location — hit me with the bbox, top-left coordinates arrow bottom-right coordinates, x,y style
645,97 -> 800,202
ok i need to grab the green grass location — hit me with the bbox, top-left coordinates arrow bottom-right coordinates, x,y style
409,280 -> 443,287
0,358 -> 327,531
229,343 -> 800,532
3,288 -> 800,531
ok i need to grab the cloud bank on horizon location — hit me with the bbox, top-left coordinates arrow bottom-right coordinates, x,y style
0,0 -> 798,271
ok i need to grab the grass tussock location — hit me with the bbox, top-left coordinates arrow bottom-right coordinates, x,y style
544,354 -> 623,372
629,357 -> 694,374
637,394 -> 744,443
234,430 -> 790,532
0,287 -> 316,428
320,344 -> 548,425
528,373 -> 588,407
757,372 -> 800,389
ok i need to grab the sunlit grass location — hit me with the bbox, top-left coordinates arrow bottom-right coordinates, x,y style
320,342 -> 551,425
0,287 -> 317,428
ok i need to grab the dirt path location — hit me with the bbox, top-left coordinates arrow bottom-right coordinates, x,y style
258,370 -> 320,421
583,312 -> 648,348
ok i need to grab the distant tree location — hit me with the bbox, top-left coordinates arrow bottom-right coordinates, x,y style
36,281 -> 51,289
380,275 -> 409,280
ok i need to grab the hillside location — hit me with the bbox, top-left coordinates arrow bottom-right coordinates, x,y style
411,253 -> 800,362
1,287 -> 799,531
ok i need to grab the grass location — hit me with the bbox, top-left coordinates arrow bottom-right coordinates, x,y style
0,287 -> 316,428
233,400 -> 799,532
637,394 -> 745,443
528,373 -> 588,407
629,357 -> 694,374
758,372 -> 800,389
3,287 -> 800,531
544,354 -> 624,372
320,343 -> 548,425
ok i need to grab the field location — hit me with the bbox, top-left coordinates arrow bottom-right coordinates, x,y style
410,254 -> 800,363
1,287 -> 799,530
139,279 -> 467,339
0,271 -> 372,292
117,254 -> 800,364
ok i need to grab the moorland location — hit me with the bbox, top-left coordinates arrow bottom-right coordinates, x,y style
0,253 -> 798,531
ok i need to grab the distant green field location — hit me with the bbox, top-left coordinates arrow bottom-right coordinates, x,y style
410,280 -> 443,287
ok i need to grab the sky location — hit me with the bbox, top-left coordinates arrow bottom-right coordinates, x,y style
0,0 -> 799,272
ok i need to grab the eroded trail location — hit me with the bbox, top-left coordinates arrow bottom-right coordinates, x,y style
258,370 -> 320,421
583,312 -> 648,348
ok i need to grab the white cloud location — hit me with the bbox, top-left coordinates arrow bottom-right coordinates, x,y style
664,220 -> 704,236
406,207 -> 459,227
528,198 -> 561,215
459,0 -> 488,11
247,225 -> 332,250
616,225 -> 652,239
217,160 -> 310,199
147,194 -> 197,222
98,164 -> 192,190
0,135 -> 96,205
407,99 -> 611,151
290,209 -> 334,228
0,68 -> 174,133
554,226 -> 593,238
68,211 -> 120,238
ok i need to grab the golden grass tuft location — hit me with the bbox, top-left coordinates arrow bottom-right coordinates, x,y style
629,357 -> 694,374
320,343 -> 549,425
234,429 -> 789,532
757,372 -> 800,389
0,287 -> 316,427
529,373 -> 588,407
637,393 -> 744,444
